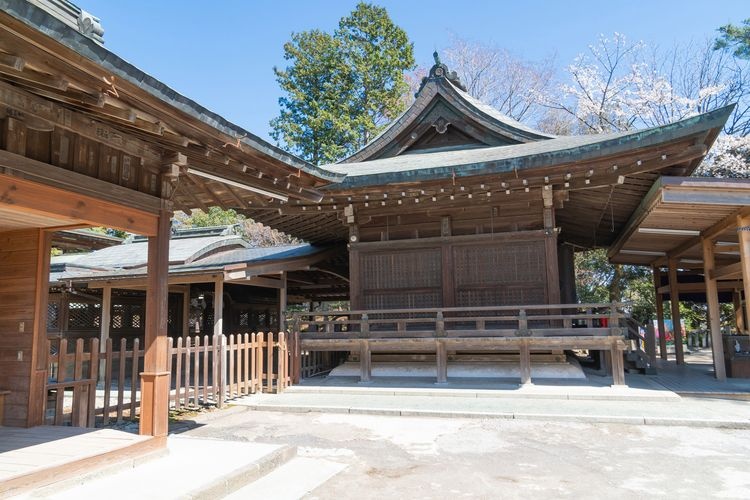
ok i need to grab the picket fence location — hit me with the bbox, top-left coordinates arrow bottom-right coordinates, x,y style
45,331 -> 293,427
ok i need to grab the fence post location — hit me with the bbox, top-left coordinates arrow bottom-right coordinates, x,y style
435,311 -> 444,338
218,334 -> 227,408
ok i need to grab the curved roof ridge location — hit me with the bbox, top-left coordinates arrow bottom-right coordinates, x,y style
339,56 -> 554,164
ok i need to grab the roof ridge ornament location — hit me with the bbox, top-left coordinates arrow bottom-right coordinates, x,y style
416,51 -> 467,96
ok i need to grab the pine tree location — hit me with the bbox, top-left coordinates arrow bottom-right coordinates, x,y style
270,3 -> 415,164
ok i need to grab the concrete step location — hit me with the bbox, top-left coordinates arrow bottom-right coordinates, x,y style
225,456 -> 347,500
30,435 -> 296,500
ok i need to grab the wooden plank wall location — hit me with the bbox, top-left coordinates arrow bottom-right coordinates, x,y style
0,229 -> 45,427
352,231 -> 555,310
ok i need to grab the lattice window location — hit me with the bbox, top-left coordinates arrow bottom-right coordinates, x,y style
47,302 -> 60,331
130,304 -> 144,329
361,249 -> 442,290
111,304 -> 124,329
67,302 -> 101,330
239,311 -> 249,327
453,241 -> 545,287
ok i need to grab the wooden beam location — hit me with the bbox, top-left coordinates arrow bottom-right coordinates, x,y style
668,258 -> 685,365
100,285 -> 111,354
140,208 -> 171,437
182,285 -> 190,338
711,262 -> 743,281
0,171 -> 159,236
702,238 -> 726,380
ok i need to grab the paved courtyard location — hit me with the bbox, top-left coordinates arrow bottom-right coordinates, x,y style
182,406 -> 750,499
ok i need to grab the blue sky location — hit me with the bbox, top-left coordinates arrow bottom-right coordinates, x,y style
80,1 -> 748,143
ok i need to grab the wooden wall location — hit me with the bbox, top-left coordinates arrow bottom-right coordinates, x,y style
0,229 -> 49,427
351,231 -> 556,310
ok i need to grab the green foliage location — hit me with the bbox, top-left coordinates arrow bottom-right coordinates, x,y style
270,2 -> 414,164
90,227 -> 128,239
575,249 -> 655,325
270,30 -> 355,165
180,207 -> 244,227
715,18 -> 750,59
338,2 -> 415,147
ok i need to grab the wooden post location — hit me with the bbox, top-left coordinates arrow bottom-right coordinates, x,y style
702,238 -> 726,380
645,321 -> 657,363
182,285 -> 190,337
278,271 -> 287,332
99,285 -> 111,381
140,208 -> 172,437
359,340 -> 371,383
738,214 -> 750,336
519,341 -> 532,385
436,340 -> 447,384
733,291 -> 745,335
652,266 -> 668,360
610,340 -> 625,386
214,277 -> 224,337
667,258 -> 685,365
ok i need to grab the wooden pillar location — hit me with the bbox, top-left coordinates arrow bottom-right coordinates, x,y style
645,321 -> 657,363
29,230 -> 52,427
140,208 -> 172,437
652,266 -> 668,360
100,285 -> 112,349
738,214 -> 750,336
436,340 -> 447,384
733,291 -> 745,334
440,216 -> 455,308
702,238 -> 726,380
610,340 -> 625,386
519,341 -> 532,385
213,277 -> 223,337
667,258 -> 685,365
542,189 -> 561,305
278,271 -> 287,332
182,285 -> 190,337
557,244 -> 577,304
359,340 -> 371,383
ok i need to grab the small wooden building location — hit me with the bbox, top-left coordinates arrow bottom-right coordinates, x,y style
48,224 -> 344,347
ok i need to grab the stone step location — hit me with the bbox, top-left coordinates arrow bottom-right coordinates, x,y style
225,456 -> 347,500
31,435 -> 296,499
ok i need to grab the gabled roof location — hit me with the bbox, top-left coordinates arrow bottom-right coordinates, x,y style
323,105 -> 733,188
339,54 -> 554,164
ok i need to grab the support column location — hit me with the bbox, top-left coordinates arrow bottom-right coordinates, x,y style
436,340 -> 447,384
140,208 -> 172,437
652,266 -> 668,360
519,341 -> 532,386
733,291 -> 746,334
99,285 -> 112,380
359,340 -> 371,383
610,340 -> 625,386
213,277 -> 223,337
667,258 -> 685,365
278,271 -> 287,332
738,214 -> 750,336
182,285 -> 190,337
702,238 -> 726,380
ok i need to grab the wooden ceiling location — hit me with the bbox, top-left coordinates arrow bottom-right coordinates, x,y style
608,177 -> 750,270
0,7 -> 332,223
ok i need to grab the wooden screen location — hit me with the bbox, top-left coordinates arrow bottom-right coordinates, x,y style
351,231 -> 555,310
453,240 -> 547,307
359,248 -> 443,309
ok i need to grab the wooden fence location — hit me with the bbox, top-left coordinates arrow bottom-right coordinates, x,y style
45,332 -> 290,427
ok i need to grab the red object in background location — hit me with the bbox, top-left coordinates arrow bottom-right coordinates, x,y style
600,318 -> 608,327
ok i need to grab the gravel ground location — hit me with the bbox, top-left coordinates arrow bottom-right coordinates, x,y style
182,406 -> 750,499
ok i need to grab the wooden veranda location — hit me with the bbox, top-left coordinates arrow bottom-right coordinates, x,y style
291,303 -> 630,386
